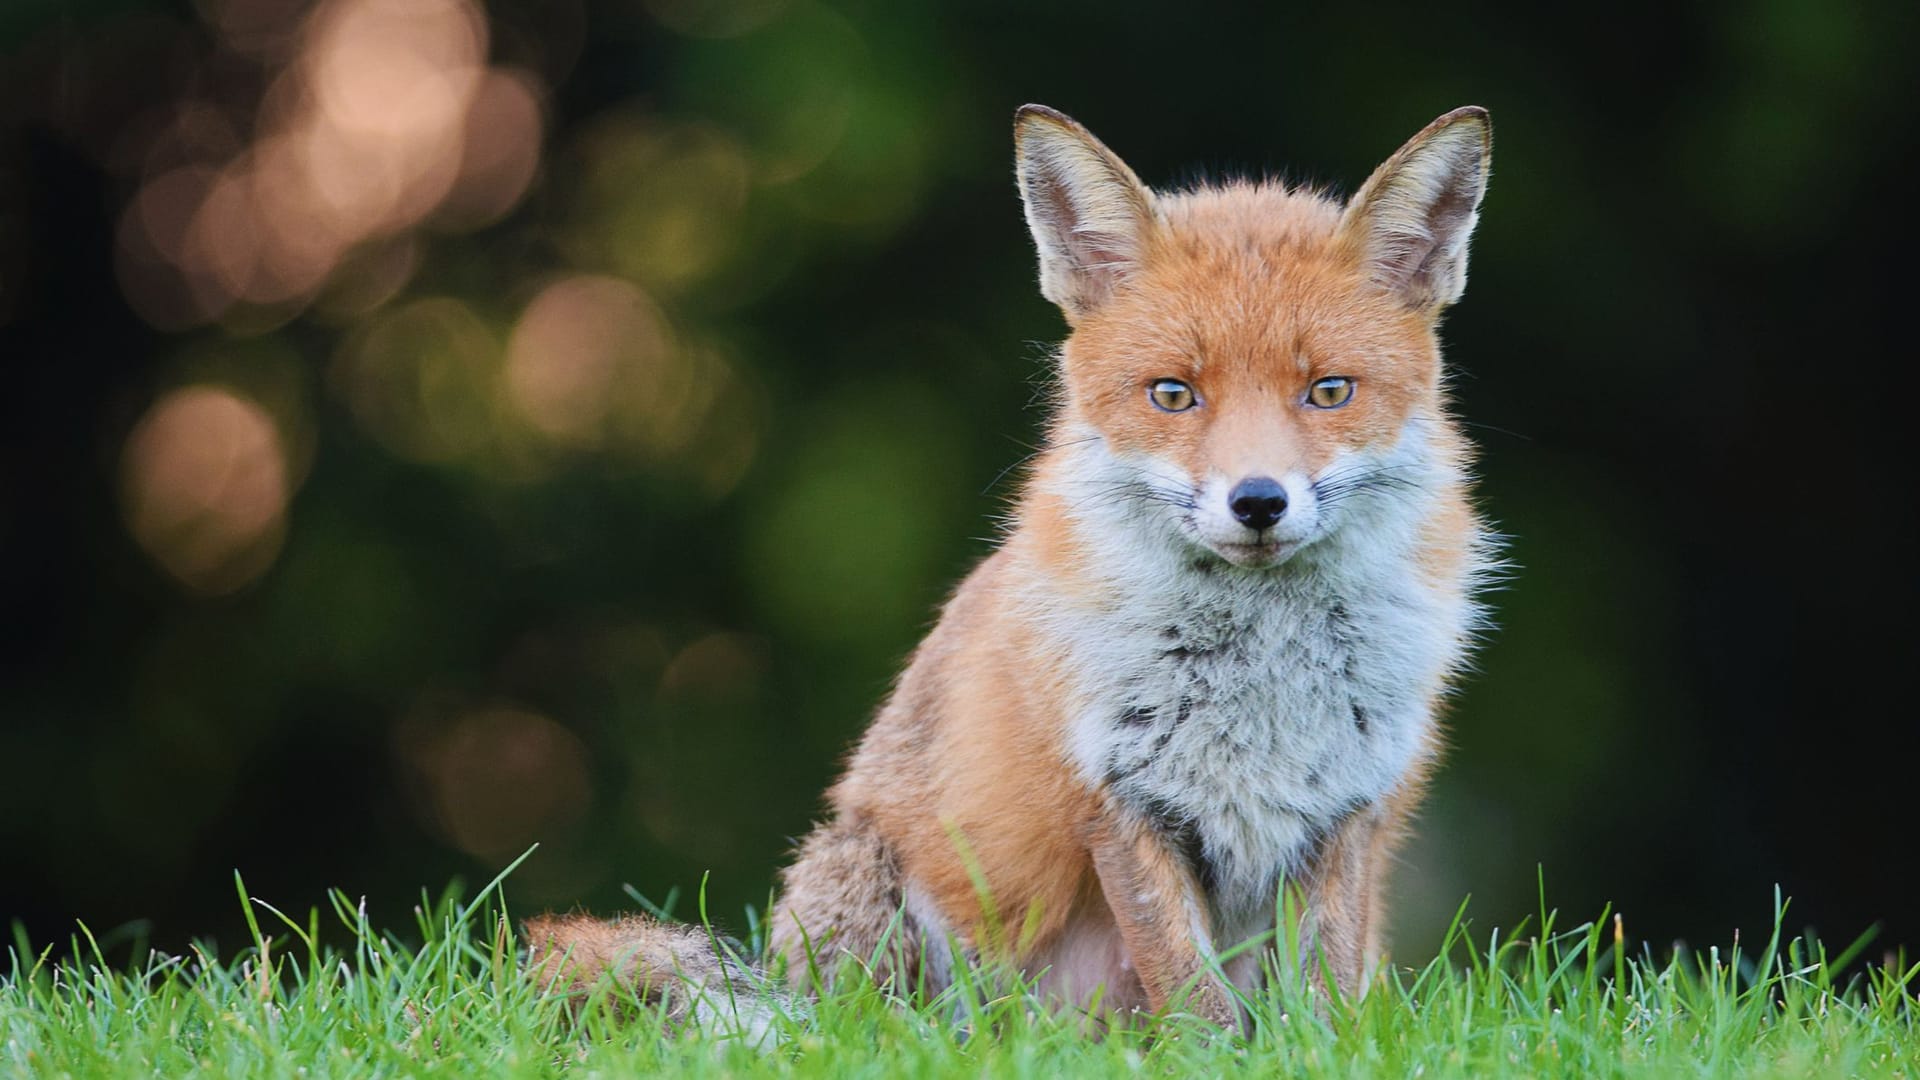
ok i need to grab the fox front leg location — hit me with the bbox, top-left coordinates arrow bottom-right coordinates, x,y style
1299,797 -> 1405,1000
1087,811 -> 1241,1030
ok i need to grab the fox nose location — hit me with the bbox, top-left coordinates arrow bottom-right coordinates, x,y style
1228,477 -> 1289,531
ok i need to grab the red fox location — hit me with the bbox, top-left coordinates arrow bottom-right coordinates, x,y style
528,103 -> 1495,1032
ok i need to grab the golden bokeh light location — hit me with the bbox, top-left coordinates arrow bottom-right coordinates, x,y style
504,276 -> 671,447
305,0 -> 485,135
301,0 -> 481,228
434,67 -> 545,230
115,0 -> 547,329
132,163 -> 221,265
396,704 -> 592,863
679,352 -> 763,499
190,163 -> 278,305
312,235 -> 422,319
499,277 -> 762,493
609,340 -> 762,498
561,113 -> 751,292
115,164 -> 226,330
658,632 -> 763,702
333,297 -> 500,465
120,385 -> 292,595
105,0 -> 767,497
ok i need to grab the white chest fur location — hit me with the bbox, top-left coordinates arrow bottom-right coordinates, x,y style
1071,555 -> 1453,919
1031,436 -> 1473,927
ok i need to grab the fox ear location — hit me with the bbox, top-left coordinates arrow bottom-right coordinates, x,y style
1340,106 -> 1491,313
1014,105 -> 1157,322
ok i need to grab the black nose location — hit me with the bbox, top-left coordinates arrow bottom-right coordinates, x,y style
1228,476 -> 1288,531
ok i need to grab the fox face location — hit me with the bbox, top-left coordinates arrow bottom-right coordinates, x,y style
1018,107 -> 1489,570
1060,218 -> 1442,569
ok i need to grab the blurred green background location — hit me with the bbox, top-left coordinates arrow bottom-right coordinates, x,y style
3,0 -> 1916,961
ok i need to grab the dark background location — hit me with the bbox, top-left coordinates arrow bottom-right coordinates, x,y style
3,0 -> 1916,964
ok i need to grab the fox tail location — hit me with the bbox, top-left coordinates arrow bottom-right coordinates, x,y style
524,912 -> 792,1040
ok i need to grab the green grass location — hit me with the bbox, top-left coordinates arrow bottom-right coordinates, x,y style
4,861 -> 1915,1078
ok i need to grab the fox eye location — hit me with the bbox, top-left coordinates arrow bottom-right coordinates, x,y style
1307,376 -> 1356,409
1148,379 -> 1196,412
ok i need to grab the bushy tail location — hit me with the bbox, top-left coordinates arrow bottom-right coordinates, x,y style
524,912 -> 794,1039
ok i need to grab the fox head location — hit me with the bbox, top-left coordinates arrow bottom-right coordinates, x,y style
1016,105 -> 1490,571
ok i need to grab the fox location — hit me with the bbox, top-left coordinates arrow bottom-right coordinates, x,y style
527,102 -> 1496,1033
